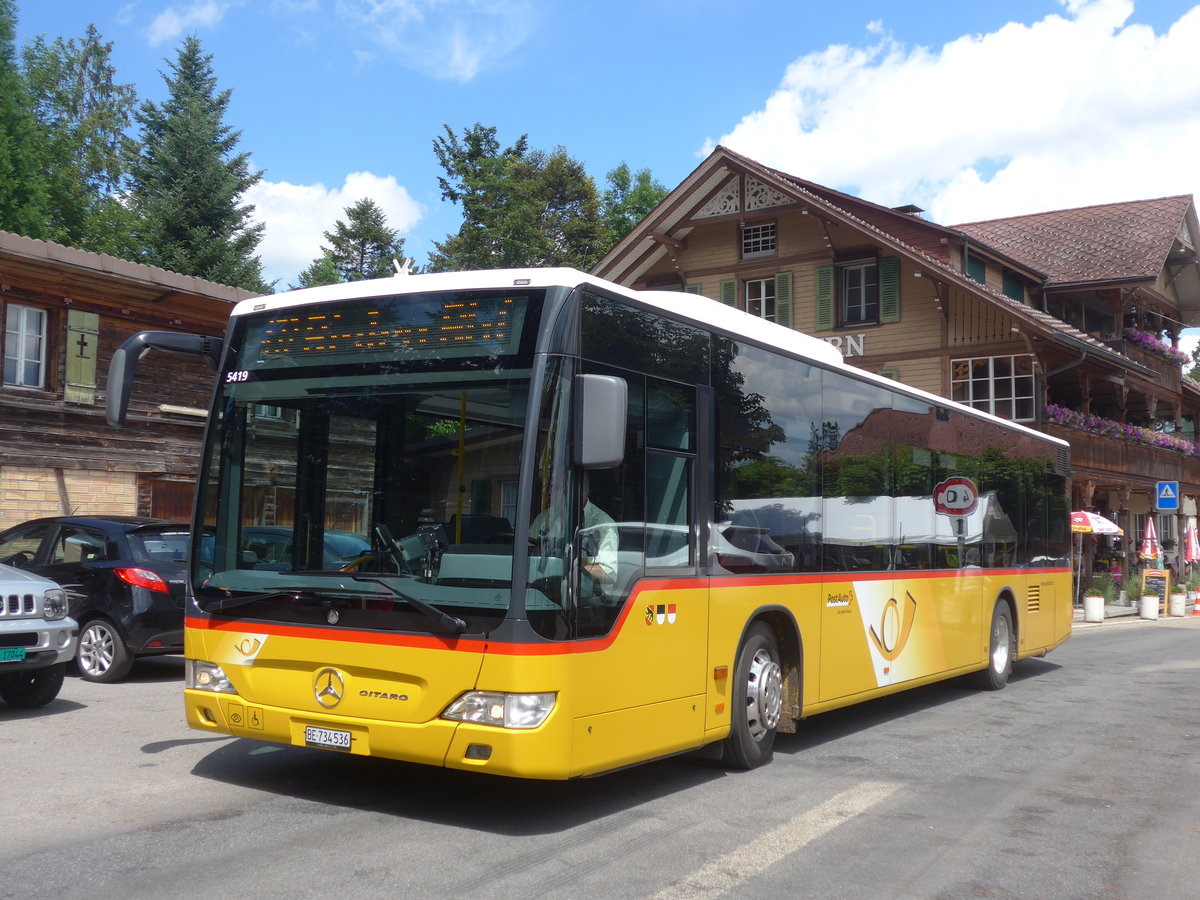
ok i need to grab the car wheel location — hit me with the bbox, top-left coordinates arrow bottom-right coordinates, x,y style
0,663 -> 66,707
722,621 -> 784,769
77,618 -> 133,683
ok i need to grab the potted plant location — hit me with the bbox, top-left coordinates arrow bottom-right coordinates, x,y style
1082,585 -> 1105,623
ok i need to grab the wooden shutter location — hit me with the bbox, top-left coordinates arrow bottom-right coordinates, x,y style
775,271 -> 793,329
684,284 -> 702,295
814,266 -> 834,331
65,310 -> 100,405
720,280 -> 737,307
879,256 -> 901,323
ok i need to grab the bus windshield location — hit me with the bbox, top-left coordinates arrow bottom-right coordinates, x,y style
192,288 -> 553,635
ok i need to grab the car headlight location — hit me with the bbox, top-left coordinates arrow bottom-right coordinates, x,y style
186,659 -> 238,694
42,588 -> 68,620
442,691 -> 555,729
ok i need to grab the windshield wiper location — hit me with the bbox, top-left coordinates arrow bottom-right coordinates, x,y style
195,588 -> 338,612
345,573 -> 468,634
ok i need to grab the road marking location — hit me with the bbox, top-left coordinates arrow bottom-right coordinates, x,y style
652,780 -> 902,900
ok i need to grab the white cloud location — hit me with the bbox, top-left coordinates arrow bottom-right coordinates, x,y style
705,0 -> 1200,226
333,0 -> 536,82
245,171 -> 425,289
146,1 -> 241,45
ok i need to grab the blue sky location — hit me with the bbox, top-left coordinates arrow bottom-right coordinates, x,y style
15,0 -> 1200,316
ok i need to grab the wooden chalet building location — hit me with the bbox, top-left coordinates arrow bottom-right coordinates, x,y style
594,146 -> 1200,585
0,231 -> 255,529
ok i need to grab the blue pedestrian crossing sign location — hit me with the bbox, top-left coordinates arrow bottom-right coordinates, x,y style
1156,481 -> 1179,511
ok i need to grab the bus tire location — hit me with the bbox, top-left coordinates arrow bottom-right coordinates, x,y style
723,622 -> 783,769
976,601 -> 1014,691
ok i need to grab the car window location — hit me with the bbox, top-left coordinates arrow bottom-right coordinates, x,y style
52,526 -> 108,564
0,522 -> 53,566
129,528 -> 191,564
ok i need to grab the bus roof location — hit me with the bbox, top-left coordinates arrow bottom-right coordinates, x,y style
233,267 -> 1067,452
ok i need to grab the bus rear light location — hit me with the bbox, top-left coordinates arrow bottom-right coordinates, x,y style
115,566 -> 169,593
442,691 -> 555,729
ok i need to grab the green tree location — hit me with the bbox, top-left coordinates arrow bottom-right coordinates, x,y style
599,162 -> 668,254
291,251 -> 339,290
128,36 -> 268,292
322,197 -> 407,282
428,123 -> 604,271
0,0 -> 49,237
22,25 -> 138,255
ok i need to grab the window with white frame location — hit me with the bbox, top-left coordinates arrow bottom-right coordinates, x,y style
840,260 -> 878,324
741,222 -> 776,259
4,304 -> 47,389
745,278 -> 776,322
951,354 -> 1035,422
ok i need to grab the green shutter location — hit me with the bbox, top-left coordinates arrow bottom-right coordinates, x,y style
966,255 -> 986,284
1002,272 -> 1024,302
775,271 -> 793,329
879,256 -> 901,323
65,310 -> 99,405
814,266 -> 834,331
685,284 -> 701,295
720,280 -> 737,307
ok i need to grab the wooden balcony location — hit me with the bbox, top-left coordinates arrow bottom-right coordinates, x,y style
1103,339 -> 1183,391
1044,422 -> 1197,484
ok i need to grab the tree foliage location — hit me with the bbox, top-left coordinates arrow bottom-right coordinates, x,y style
599,162 -> 668,255
128,36 -> 268,292
323,197 -> 407,282
22,25 -> 138,255
0,0 -> 49,238
427,123 -> 605,272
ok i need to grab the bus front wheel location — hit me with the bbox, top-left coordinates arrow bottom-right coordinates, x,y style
723,622 -> 783,769
976,601 -> 1015,691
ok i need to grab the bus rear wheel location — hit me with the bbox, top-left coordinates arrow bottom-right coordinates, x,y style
976,601 -> 1015,691
723,622 -> 783,769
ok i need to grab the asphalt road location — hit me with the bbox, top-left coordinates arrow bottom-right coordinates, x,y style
3,615 -> 1199,899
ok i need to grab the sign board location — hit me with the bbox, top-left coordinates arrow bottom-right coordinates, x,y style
1142,568 -> 1169,607
1156,481 -> 1179,511
933,477 -> 979,517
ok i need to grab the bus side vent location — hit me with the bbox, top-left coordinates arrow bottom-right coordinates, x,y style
1026,583 -> 1042,614
1056,448 -> 1071,475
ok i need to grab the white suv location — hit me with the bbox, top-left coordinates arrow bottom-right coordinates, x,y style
0,562 -> 77,707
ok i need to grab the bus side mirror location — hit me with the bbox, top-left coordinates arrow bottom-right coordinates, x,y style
573,374 -> 627,468
106,331 -> 224,426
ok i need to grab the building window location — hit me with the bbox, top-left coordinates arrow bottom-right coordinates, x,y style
4,304 -> 47,389
254,404 -> 283,420
951,354 -> 1035,422
741,222 -> 776,259
840,260 -> 879,324
745,278 -> 776,322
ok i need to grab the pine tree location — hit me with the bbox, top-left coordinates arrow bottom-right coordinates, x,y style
22,25 -> 138,255
129,36 -> 268,292
0,0 -> 49,237
323,198 -> 407,281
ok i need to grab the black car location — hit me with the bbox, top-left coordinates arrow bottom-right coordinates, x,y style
0,516 -> 189,682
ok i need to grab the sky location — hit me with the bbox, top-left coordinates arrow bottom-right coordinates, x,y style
14,0 -> 1200,355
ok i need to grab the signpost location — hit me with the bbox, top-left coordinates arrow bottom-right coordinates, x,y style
934,477 -> 979,567
1156,481 -> 1179,511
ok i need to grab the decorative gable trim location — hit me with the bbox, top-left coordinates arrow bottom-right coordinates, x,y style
745,176 -> 792,212
695,178 -> 740,219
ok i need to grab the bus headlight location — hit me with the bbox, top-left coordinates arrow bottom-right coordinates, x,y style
186,659 -> 238,694
442,691 -> 555,729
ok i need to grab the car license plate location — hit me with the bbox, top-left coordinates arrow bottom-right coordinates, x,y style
0,647 -> 26,663
304,725 -> 352,751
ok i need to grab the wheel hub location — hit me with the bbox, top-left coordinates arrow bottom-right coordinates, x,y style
745,648 -> 783,741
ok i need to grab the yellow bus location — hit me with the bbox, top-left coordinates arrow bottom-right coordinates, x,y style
107,268 -> 1072,778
